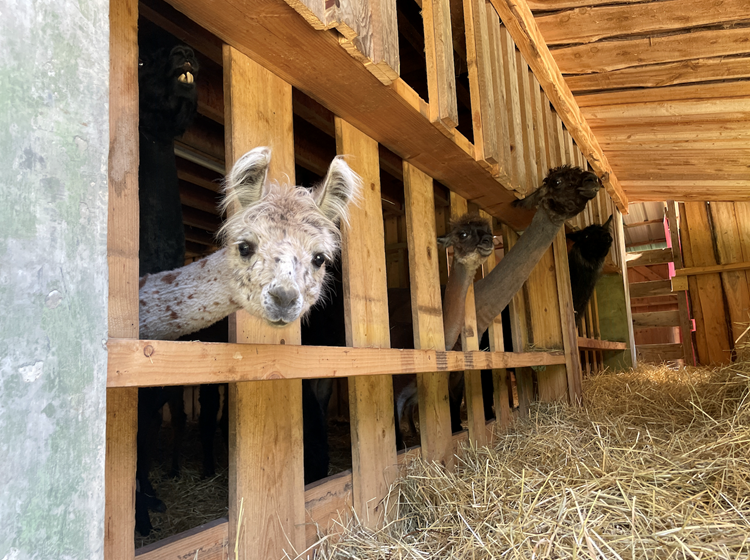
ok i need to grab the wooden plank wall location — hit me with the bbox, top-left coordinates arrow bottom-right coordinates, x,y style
223,46 -> 306,559
681,201 -> 750,365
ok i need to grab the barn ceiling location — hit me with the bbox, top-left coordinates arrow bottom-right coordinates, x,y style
531,0 -> 750,203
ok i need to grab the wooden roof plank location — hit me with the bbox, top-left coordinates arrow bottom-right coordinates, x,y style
537,0 -> 750,46
488,0 -> 628,209
528,0 -> 652,10
576,81 -> 750,107
552,27 -> 750,74
566,56 -> 750,92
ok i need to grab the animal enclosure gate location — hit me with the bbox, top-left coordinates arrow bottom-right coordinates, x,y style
105,0 -> 631,558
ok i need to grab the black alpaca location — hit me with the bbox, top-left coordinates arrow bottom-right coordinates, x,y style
135,41 -> 200,537
567,215 -> 614,318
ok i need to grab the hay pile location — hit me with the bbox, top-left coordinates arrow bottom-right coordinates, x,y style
315,359 -> 750,558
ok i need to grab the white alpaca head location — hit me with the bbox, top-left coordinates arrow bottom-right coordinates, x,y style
219,147 -> 361,326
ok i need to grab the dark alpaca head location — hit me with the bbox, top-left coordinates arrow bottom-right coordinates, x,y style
438,214 -> 494,267
138,44 -> 200,142
567,215 -> 614,265
513,165 -> 602,221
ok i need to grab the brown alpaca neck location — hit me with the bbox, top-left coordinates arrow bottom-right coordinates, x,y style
442,259 -> 477,352
474,207 -> 564,338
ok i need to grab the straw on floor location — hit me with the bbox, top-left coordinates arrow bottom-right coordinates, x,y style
313,355 -> 750,558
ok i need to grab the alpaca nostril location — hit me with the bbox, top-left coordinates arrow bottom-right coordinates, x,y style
269,286 -> 298,309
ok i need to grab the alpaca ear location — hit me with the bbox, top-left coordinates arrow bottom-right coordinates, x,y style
604,214 -> 614,229
314,156 -> 362,225
437,234 -> 451,248
221,147 -> 271,211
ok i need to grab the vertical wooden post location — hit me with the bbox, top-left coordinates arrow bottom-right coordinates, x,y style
105,0 -> 139,557
223,46 -> 306,559
464,0 -> 498,166
422,0 -> 459,128
499,27 -> 524,189
515,54 -> 537,193
501,224 -> 533,416
665,201 -> 695,365
403,163 -> 453,468
336,118 -> 397,527
486,5 -> 512,185
480,211 -> 512,429
531,75 -> 548,184
681,202 -> 732,365
450,193 -> 486,446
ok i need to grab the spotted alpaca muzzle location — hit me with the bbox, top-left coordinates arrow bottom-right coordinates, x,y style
262,283 -> 305,326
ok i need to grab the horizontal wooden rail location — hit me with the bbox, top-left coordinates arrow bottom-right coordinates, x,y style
632,310 -> 681,328
135,428 -> 479,558
626,248 -> 673,267
577,337 -> 628,351
636,343 -> 684,362
624,218 -> 664,229
674,260 -> 750,277
629,280 -> 672,298
107,339 -> 566,388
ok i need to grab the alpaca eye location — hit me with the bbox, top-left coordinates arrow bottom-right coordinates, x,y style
458,231 -> 468,240
238,242 -> 254,258
312,253 -> 327,268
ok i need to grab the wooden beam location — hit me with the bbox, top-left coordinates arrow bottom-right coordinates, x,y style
403,162 -> 453,468
666,201 -> 695,366
498,26 -> 525,189
135,518 -> 228,560
464,0 -> 499,166
488,0 -> 627,209
636,343 -> 685,363
336,118 -> 397,528
629,280 -> 672,298
537,0 -> 750,46
223,46 -> 306,559
675,260 -> 750,277
626,248 -> 673,267
528,0 -> 652,9
486,7 -> 513,183
106,0 -> 139,557
566,56 -> 750,93
632,310 -> 681,328
576,82 -> 750,108
516,53 -> 538,192
422,0 -> 459,128
165,0 -> 530,227
623,181 -> 750,203
553,27 -> 750,75
577,337 -> 627,351
624,218 -> 663,229
582,98 -> 750,126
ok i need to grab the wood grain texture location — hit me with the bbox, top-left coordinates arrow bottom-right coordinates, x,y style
575,81 -> 750,108
709,202 -> 750,345
632,310 -> 681,328
665,201 -> 695,365
528,0 -> 652,9
327,0 -> 401,84
336,118 -> 397,528
464,0 -> 499,165
486,6 -> 513,183
516,53 -> 538,193
537,0 -> 750,46
450,193 -> 486,446
531,75 -> 549,184
488,0 -> 628,209
553,27 -> 750,75
135,518 -> 228,560
566,56 -> 750,93
577,337 -> 627,351
422,0 -> 459,127
108,339 -> 567,387
403,162 -> 453,467
106,0 -> 139,557
223,46 -> 306,559
626,248 -> 673,267
629,280 -> 672,298
164,0 -> 528,227
498,27 -> 525,188
636,343 -> 685,363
